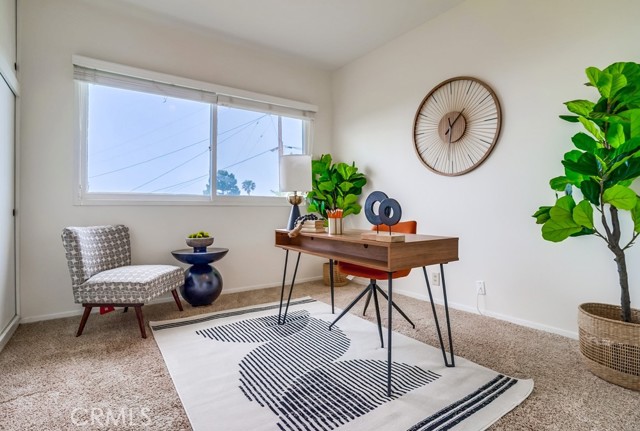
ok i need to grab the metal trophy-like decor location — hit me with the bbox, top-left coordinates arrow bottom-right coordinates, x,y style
361,191 -> 405,242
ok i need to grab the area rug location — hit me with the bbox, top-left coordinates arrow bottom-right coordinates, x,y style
150,298 -> 533,431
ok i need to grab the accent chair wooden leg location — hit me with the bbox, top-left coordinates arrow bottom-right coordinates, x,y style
171,289 -> 184,312
134,306 -> 147,339
76,305 -> 92,337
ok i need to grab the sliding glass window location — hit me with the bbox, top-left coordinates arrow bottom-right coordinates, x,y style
74,61 -> 314,204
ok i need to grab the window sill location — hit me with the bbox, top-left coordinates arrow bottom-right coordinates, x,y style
74,195 -> 291,207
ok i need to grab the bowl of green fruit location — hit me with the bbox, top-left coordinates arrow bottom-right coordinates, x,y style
186,231 -> 213,252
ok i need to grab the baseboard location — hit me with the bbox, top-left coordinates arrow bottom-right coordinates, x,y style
20,309 -> 84,324
0,315 -> 20,352
18,276 -> 577,339
19,275 -> 324,324
393,287 -> 578,340
221,275 -> 323,294
349,278 -> 578,339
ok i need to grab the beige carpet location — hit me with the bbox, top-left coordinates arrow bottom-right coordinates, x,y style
1,281 -> 638,430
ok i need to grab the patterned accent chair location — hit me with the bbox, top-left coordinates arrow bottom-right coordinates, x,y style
61,225 -> 184,338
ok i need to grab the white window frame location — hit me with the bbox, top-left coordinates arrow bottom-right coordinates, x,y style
72,56 -> 316,206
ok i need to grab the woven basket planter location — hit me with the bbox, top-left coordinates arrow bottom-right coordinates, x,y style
578,303 -> 640,391
322,262 -> 349,287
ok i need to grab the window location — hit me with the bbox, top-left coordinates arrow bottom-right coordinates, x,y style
73,57 -> 315,204
215,105 -> 307,197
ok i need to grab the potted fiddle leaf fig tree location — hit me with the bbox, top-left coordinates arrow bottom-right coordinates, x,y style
533,61 -> 640,391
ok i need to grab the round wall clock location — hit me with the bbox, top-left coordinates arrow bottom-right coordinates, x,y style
413,76 -> 502,176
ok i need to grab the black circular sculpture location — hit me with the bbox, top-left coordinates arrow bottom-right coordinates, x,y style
364,191 -> 402,229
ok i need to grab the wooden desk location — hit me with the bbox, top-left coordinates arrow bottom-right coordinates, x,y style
275,229 -> 459,396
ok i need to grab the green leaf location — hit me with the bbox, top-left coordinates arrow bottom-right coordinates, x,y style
591,98 -> 610,115
318,180 -> 335,192
352,178 -> 367,188
573,199 -> 594,229
311,157 -> 329,174
585,67 -> 601,88
609,73 -> 628,97
563,149 -> 582,162
338,181 -> 353,192
549,195 -> 576,222
562,152 -> 600,176
570,227 -> 595,237
565,100 -> 595,116
602,184 -> 638,210
612,136 -> 640,159
559,115 -> 580,123
342,207 -> 355,217
580,178 -> 601,205
606,123 -> 625,148
561,150 -> 585,184
572,132 -> 598,152
617,109 -> 640,138
532,206 -> 552,224
607,157 -> 640,183
632,199 -> 640,233
596,72 -> 613,98
549,176 -> 571,191
343,194 -> 358,205
336,163 -> 357,180
603,62 -> 626,75
541,218 -> 582,242
578,117 -> 604,141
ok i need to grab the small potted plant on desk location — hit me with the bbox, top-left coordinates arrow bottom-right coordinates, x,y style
532,61 -> 640,391
307,154 -> 367,286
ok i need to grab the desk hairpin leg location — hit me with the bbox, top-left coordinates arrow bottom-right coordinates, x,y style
422,264 -> 455,367
387,272 -> 393,397
278,250 -> 301,325
329,259 -> 335,314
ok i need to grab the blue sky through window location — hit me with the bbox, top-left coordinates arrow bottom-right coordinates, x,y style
86,84 -> 304,197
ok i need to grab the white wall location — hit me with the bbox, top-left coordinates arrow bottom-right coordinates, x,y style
19,0 -> 640,337
18,0 -> 331,321
332,0 -> 640,336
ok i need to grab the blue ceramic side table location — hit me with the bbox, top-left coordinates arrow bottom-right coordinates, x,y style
171,248 -> 229,307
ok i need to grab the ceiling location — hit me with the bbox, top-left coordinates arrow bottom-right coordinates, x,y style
85,0 -> 465,70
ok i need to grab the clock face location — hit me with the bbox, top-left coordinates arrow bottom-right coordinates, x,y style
413,77 -> 502,176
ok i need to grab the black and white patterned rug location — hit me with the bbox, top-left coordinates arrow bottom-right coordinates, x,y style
151,298 -> 532,431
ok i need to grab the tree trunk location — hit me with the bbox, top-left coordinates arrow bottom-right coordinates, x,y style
613,248 -> 633,323
607,207 -> 633,323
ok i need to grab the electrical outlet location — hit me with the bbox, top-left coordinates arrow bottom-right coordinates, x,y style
476,280 -> 486,295
430,271 -> 441,286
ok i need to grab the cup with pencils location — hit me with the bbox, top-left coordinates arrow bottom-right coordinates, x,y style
327,209 -> 343,235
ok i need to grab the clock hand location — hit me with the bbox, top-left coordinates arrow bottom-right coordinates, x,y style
448,121 -> 452,161
445,108 -> 466,135
450,108 -> 465,127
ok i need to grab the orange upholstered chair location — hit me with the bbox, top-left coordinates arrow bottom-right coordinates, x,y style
331,221 -> 417,347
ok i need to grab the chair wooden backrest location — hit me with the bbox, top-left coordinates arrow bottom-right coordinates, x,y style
372,220 -> 417,235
